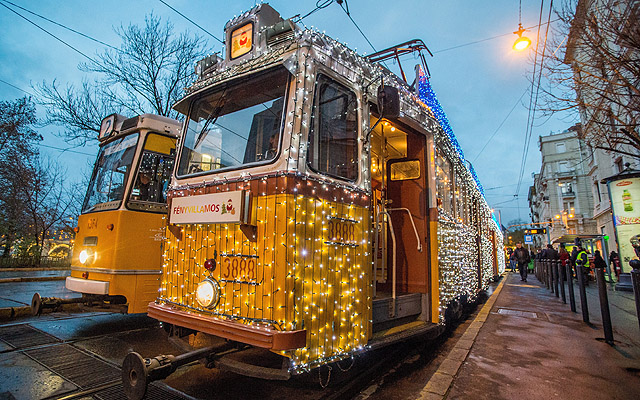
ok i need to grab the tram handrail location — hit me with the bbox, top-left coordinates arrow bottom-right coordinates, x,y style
386,208 -> 423,253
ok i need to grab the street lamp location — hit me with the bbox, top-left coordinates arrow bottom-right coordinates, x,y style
513,23 -> 531,51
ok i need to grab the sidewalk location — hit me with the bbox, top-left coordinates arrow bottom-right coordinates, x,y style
420,272 -> 640,400
0,270 -> 76,319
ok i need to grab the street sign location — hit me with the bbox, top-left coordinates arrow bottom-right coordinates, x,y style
524,234 -> 533,244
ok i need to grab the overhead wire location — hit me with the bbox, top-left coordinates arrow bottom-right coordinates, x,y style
0,78 -> 35,97
158,0 -> 224,44
471,87 -> 529,163
298,0 -> 334,21
337,0 -> 377,52
0,1 -> 97,63
517,0 -> 554,196
0,0 -> 118,51
514,0 -> 547,197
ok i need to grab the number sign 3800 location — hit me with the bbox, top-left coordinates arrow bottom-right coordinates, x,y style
327,220 -> 356,243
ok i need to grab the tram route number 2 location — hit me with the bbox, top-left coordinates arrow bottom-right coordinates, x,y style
327,219 -> 356,243
221,257 -> 257,281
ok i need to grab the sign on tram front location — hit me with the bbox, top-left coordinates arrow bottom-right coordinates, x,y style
169,191 -> 245,225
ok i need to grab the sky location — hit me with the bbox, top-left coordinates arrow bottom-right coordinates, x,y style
0,0 -> 577,225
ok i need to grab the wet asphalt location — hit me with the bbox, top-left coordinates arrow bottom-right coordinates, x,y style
0,278 -> 488,400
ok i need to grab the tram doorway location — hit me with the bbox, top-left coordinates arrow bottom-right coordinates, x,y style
370,116 -> 429,328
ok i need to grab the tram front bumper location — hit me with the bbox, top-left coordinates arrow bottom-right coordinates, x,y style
65,276 -> 109,295
147,302 -> 307,351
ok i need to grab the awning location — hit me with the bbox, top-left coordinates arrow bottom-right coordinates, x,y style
552,234 -> 604,244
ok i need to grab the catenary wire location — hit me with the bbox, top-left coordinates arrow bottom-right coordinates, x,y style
515,0 -> 547,197
0,0 -> 118,51
0,79 -> 36,97
158,0 -> 224,44
471,88 -> 529,163
0,1 -> 97,63
517,0 -> 554,195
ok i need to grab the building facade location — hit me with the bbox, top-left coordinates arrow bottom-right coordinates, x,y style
529,125 -> 598,245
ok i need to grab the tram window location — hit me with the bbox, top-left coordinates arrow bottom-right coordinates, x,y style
177,67 -> 289,177
82,134 -> 139,213
435,153 -> 453,215
390,160 -> 420,181
307,74 -> 358,181
129,133 -> 176,207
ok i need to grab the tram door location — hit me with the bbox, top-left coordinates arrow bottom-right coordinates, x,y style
385,130 -> 429,294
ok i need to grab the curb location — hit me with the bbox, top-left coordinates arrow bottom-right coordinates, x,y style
0,267 -> 70,272
417,274 -> 507,400
0,276 -> 67,284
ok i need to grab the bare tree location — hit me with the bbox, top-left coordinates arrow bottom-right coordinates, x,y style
38,13 -> 210,145
537,0 -> 640,156
0,97 -> 41,256
11,154 -> 79,263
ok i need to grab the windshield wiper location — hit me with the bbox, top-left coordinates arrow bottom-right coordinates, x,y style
194,91 -> 226,150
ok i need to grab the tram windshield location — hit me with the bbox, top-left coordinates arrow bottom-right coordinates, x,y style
177,67 -> 289,176
82,134 -> 138,213
128,133 -> 175,209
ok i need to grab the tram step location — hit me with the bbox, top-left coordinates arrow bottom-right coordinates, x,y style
372,292 -> 422,326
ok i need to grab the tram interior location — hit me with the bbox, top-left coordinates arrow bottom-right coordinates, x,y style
369,115 -> 430,331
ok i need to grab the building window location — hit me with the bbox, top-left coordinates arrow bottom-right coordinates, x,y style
556,142 -> 566,153
560,182 -> 574,196
594,181 -> 602,203
615,158 -> 624,173
558,161 -> 569,173
563,200 -> 575,213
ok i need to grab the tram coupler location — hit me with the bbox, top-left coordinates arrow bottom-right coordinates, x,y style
122,345 -> 220,400
30,292 -> 86,316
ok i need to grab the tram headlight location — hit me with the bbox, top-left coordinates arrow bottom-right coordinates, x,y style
78,250 -> 91,265
195,278 -> 220,309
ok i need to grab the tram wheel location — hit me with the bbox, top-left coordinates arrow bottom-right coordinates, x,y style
122,352 -> 149,400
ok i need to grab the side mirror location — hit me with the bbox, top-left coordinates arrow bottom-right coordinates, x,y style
377,85 -> 400,119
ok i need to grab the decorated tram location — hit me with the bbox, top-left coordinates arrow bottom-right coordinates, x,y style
123,4 -> 504,397
33,114 -> 180,315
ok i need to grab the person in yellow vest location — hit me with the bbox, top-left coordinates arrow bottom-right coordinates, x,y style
575,242 -> 590,286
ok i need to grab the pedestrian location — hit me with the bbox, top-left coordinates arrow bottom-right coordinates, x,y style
509,249 -> 517,272
593,250 -> 607,270
570,244 -> 579,280
559,243 -> 570,280
609,251 -> 620,280
545,244 -> 559,260
575,241 -> 591,286
513,242 -> 531,282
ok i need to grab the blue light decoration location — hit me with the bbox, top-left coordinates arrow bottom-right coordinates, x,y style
416,66 -> 485,197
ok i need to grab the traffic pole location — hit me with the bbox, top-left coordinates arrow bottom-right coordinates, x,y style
595,266 -> 614,345
577,264 -> 590,323
566,262 -> 576,312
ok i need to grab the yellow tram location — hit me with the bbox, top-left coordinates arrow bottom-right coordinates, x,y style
47,114 -> 179,314
123,4 -> 504,394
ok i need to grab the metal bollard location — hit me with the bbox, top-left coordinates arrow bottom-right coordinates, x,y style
577,264 -> 590,323
548,259 -> 554,292
566,262 -> 576,312
558,260 -> 566,304
544,259 -> 549,289
630,260 -> 640,331
553,260 -> 560,297
595,266 -> 614,344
